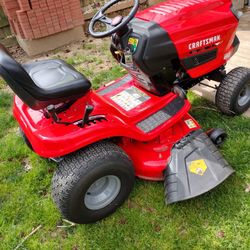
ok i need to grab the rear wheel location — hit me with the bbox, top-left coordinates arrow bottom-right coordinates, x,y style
51,141 -> 134,224
19,127 -> 33,151
215,67 -> 250,115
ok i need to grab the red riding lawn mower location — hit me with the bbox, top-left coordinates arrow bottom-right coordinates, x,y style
0,0 -> 250,224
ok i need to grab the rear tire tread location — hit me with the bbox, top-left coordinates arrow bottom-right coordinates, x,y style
52,141 -> 133,223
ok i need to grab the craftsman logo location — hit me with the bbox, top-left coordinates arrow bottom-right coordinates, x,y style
188,35 -> 221,50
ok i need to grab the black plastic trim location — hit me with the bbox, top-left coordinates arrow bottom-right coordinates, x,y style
129,19 -> 178,77
137,97 -> 185,133
232,35 -> 240,49
182,49 -> 218,70
111,18 -> 178,77
165,130 -> 234,204
230,5 -> 241,20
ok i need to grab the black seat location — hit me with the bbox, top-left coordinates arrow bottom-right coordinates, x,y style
0,44 -> 91,110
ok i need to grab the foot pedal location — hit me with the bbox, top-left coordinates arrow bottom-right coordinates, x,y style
164,130 -> 234,204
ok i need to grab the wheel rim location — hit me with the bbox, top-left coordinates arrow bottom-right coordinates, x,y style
84,175 -> 121,210
215,135 -> 225,146
238,81 -> 250,107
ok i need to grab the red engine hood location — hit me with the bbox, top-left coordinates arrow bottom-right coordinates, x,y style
136,0 -> 232,31
136,0 -> 235,41
136,0 -> 238,78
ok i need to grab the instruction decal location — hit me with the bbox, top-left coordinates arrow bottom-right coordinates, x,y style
111,86 -> 150,111
185,119 -> 197,129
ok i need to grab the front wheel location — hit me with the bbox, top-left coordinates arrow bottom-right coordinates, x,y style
52,141 -> 134,224
215,67 -> 250,115
207,128 -> 227,147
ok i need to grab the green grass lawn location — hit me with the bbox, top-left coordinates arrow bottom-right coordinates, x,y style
0,66 -> 249,250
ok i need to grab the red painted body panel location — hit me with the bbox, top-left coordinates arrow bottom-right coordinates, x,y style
136,0 -> 239,78
13,75 -> 200,180
119,113 -> 199,180
12,0 -> 235,180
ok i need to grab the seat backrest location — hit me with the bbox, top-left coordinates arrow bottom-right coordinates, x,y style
0,44 -> 40,108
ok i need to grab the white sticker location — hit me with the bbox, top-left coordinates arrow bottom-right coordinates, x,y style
185,119 -> 197,129
111,87 -> 150,111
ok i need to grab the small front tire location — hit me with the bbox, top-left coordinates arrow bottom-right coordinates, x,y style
207,128 -> 227,147
51,141 -> 134,224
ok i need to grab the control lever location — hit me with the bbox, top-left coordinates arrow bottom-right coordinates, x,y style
46,104 -> 94,127
81,105 -> 94,127
47,105 -> 72,125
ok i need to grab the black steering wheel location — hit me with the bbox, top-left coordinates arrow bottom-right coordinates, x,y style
89,0 -> 140,38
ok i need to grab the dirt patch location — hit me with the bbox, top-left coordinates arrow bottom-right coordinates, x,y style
8,36 -> 113,66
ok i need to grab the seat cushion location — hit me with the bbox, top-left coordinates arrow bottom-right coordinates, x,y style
0,43 -> 91,110
23,59 -> 91,99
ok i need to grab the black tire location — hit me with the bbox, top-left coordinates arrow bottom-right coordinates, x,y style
207,128 -> 227,147
215,67 -> 250,115
51,141 -> 134,224
19,127 -> 33,151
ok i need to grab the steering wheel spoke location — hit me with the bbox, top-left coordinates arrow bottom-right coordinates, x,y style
99,15 -> 113,26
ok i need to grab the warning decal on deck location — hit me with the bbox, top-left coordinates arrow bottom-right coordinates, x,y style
189,159 -> 208,176
111,86 -> 150,111
185,119 -> 197,129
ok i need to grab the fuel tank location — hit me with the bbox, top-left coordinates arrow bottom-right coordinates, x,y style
136,0 -> 239,78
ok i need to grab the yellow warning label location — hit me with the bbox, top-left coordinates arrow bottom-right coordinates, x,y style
128,37 -> 139,47
128,37 -> 139,53
189,159 -> 207,176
